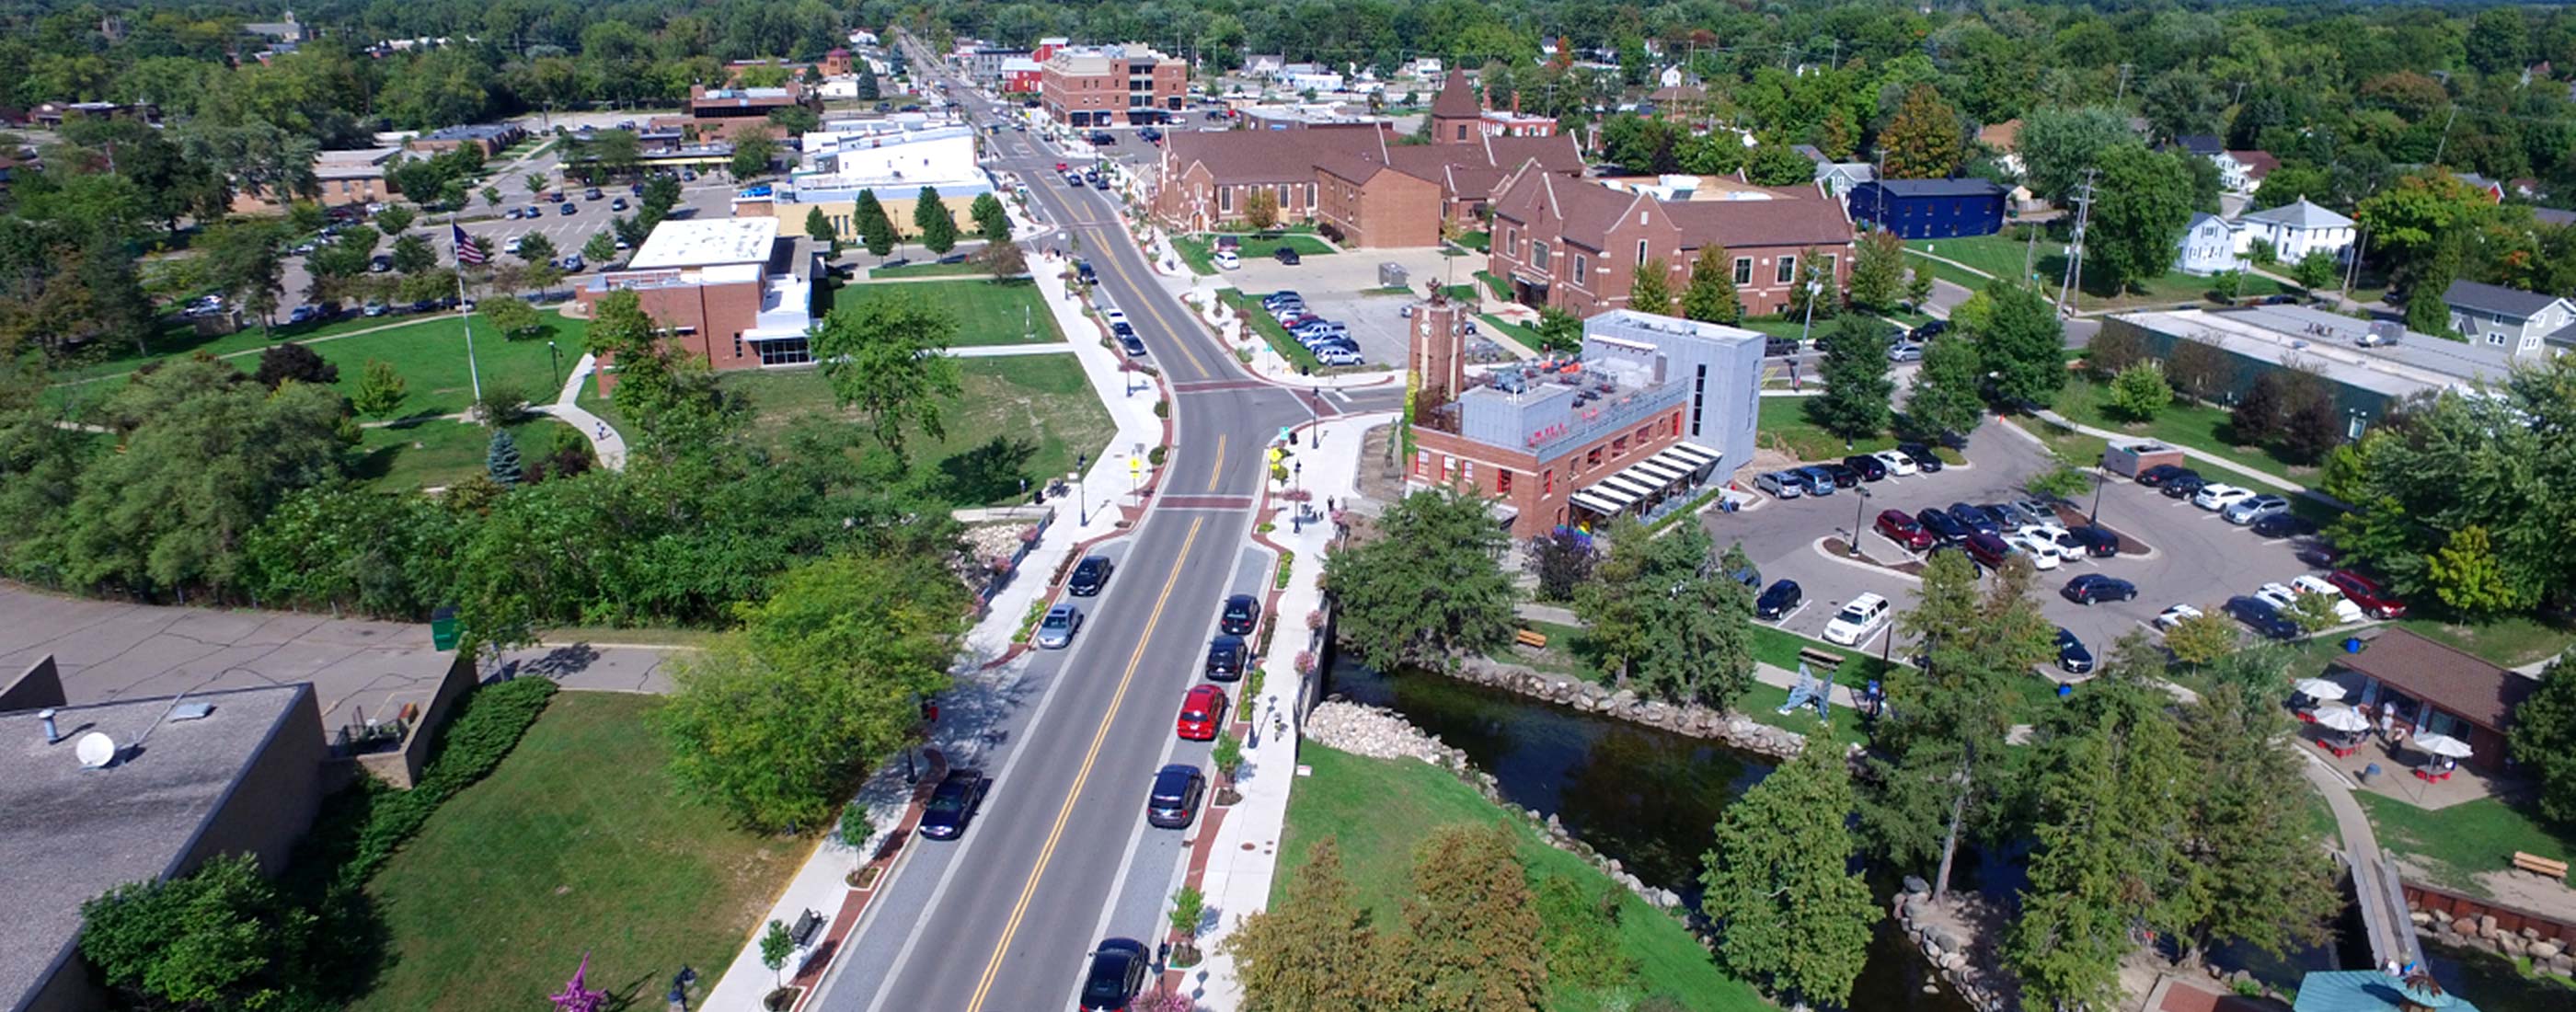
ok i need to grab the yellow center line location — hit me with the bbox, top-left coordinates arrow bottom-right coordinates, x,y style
1100,250 -> 1210,379
1206,433 -> 1225,492
963,516 -> 1206,1011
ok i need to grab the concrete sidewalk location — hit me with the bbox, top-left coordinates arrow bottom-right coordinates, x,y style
531,351 -> 627,471
704,198 -> 1177,1012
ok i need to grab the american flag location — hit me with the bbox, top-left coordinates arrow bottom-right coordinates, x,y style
453,224 -> 488,266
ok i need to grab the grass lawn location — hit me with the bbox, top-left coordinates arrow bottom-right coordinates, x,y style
1477,270 -> 1512,301
831,278 -> 1064,347
353,693 -> 802,1012
352,415 -> 584,491
54,309 -> 485,385
1277,744 -> 1772,1012
1906,234 -> 2063,290
1506,618 -> 1878,750
2049,376 -> 2313,489
1175,233 -> 1337,276
1169,236 -> 1220,275
1454,230 -> 1491,252
719,353 -> 1115,505
1220,289 -> 1321,372
2357,791 -> 2575,896
1756,396 -> 1900,461
2007,413 -> 2111,467
868,259 -> 997,279
54,312 -> 582,419
1479,313 -> 1548,355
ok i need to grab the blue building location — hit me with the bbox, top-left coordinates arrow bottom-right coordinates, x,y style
1846,178 -> 2007,239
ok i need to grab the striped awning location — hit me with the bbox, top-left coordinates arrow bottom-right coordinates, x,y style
1661,443 -> 1722,468
1570,490 -> 1627,515
1599,473 -> 1664,501
1622,456 -> 1691,486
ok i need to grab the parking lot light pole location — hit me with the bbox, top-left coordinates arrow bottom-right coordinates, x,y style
2088,467 -> 2106,524
1075,452 -> 1087,525
1850,485 -> 1870,558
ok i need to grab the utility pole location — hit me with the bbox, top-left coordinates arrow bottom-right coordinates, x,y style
2054,168 -> 2098,316
2432,105 -> 2461,167
2114,63 -> 2134,105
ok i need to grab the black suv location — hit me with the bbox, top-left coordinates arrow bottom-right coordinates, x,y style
1219,593 -> 1261,635
1895,442 -> 1945,473
2160,473 -> 2209,499
2225,595 -> 2303,640
1145,764 -> 1205,829
2136,463 -> 2190,487
1915,508 -> 1972,545
1066,555 -> 1113,595
2064,525 -> 2122,558
1821,462 -> 1862,488
1205,635 -> 1248,681
1273,246 -> 1302,265
1842,454 -> 1888,482
1754,580 -> 1803,620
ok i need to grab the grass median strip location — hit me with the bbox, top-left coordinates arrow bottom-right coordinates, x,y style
1219,289 -> 1322,372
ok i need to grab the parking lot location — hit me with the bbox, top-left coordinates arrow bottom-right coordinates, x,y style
1709,418 -> 2344,676
1222,247 -> 1464,366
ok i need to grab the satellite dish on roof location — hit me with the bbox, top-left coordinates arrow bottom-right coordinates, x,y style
75,731 -> 117,769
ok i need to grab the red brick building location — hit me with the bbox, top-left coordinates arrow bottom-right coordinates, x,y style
575,217 -> 821,391
1404,296 -> 1763,537
1150,122 -> 1581,247
1425,70 -> 1557,144
1486,168 -> 1856,318
1041,44 -> 1188,127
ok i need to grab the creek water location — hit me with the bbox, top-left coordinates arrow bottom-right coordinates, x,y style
1326,657 -> 2574,1011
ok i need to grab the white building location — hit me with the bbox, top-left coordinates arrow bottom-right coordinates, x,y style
2233,198 -> 2355,262
2175,213 -> 2248,275
1282,70 -> 1345,94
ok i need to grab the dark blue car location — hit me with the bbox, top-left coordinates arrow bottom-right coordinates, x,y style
1947,501 -> 2000,535
1915,508 -> 1972,545
2225,595 -> 2303,640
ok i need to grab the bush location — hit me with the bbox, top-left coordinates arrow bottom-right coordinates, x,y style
1274,551 -> 1294,588
1152,398 -> 1169,419
1147,445 -> 1167,466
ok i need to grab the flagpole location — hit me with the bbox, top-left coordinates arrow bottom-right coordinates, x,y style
453,213 -> 484,403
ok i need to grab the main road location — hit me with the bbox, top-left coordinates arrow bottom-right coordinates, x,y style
807,42 -> 1388,1012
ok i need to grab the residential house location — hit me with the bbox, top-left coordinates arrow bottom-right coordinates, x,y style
2442,279 -> 2576,355
1814,161 -> 1876,203
1486,169 -> 1856,318
1844,178 -> 2007,239
2453,172 -> 2508,203
1977,119 -> 2023,176
1242,54 -> 1285,78
1407,295 -> 1760,537
2174,213 -> 2248,275
2214,149 -> 2278,193
2233,197 -> 2355,262
2173,134 -> 2225,157
29,100 -> 158,128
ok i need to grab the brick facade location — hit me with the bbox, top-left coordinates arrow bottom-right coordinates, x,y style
1487,167 -> 1854,318
1041,44 -> 1188,126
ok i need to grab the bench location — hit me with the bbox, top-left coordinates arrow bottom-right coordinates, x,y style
1513,628 -> 1548,650
2513,852 -> 2569,880
1797,647 -> 1845,672
789,908 -> 824,948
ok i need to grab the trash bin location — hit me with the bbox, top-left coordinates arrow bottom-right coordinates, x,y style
430,606 -> 460,651
2361,762 -> 2382,784
2344,637 -> 2364,653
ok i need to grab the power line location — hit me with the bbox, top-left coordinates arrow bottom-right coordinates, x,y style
2055,167 -> 2098,316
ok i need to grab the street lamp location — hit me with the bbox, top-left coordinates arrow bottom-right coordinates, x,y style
1798,278 -> 1824,347
547,340 -> 561,394
2088,466 -> 2106,524
1848,485 -> 1871,558
1075,451 -> 1087,524
1292,461 -> 1305,534
1300,364 -> 1318,447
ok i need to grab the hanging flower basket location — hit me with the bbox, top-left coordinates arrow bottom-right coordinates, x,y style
1295,650 -> 1317,676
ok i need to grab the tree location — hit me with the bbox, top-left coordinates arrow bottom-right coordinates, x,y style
2279,390 -> 2341,464
581,290 -> 732,455
482,296 -> 543,339
1682,245 -> 1743,324
1744,144 -> 1817,187
80,854 -> 317,1011
1321,487 -> 1517,672
2291,249 -> 2339,292
1574,520 -> 1757,708
978,237 -> 1027,280
641,175 -> 683,221
2406,256 -> 2458,338
2467,8 -> 2532,76
1783,249 -> 1837,321
1532,307 -> 1583,352
804,206 -> 837,248
202,218 -> 290,331
1859,551 -> 2054,901
2172,678 -> 2341,963
811,291 -> 963,461
1243,187 -> 1281,230
486,429 -> 525,487
254,342 -> 339,389
480,185 -> 503,211
1907,339 -> 1985,439
656,550 -> 968,832
582,230 -> 618,266
524,172 -> 548,199
2164,339 -> 2236,404
2513,658 -> 2576,829
513,233 -> 557,270
1526,528 -> 1594,603
2163,609 -> 2242,667
1848,230 -> 1905,312
767,104 -> 822,136
760,920 -> 794,988
352,360 -> 408,419
1881,85 -> 1965,179
853,190 -> 899,257
1628,258 -> 1674,315
729,124 -> 781,180
1906,267 -> 1936,309
970,192 -> 1009,239
1808,316 -> 1894,440
1399,824 -> 1547,1011
374,204 -> 417,236
2425,525 -> 2524,618
914,188 -> 960,255
584,128 -> 642,178
1970,281 -> 2065,407
2009,707 -> 2182,1011
2088,144 -> 2197,293
2105,362 -> 2173,422
2017,106 -> 2131,206
2356,172 -> 2492,281
1225,838 -> 1397,1009
1701,740 -> 1880,1007
854,69 -> 880,101
1167,885 -> 1208,963
389,233 -> 437,275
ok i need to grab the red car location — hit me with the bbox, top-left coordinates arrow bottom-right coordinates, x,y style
2328,569 -> 2409,619
1874,509 -> 1935,550
1054,161 -> 1068,172
1175,684 -> 1229,741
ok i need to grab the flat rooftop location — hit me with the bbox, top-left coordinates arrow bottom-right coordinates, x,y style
2118,304 -> 2526,399
0,684 -> 312,1012
627,216 -> 781,270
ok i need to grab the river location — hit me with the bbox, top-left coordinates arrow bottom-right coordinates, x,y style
1326,657 -> 2574,1011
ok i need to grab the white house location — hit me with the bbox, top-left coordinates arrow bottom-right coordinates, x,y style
1816,162 -> 1876,202
2175,213 -> 2248,275
2211,150 -> 2278,194
2233,198 -> 2355,262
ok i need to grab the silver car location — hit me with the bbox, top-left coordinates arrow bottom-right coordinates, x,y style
1034,603 -> 1081,650
1755,471 -> 1804,499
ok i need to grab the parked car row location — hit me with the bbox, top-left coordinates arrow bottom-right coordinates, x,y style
1752,444 -> 1946,498
1100,305 -> 1146,357
1261,291 -> 1365,366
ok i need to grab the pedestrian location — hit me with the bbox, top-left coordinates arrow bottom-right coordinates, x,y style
2377,708 -> 2394,742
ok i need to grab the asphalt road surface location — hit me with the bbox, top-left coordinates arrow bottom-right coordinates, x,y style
808,45 -> 1356,1012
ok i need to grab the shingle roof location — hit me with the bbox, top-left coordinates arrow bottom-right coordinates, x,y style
2330,628 -> 2534,733
2535,207 -> 2576,226
1430,71 -> 1481,119
2175,133 -> 2224,155
2225,150 -> 2280,178
2237,197 -> 2352,229
1165,128 -> 1386,186
1666,197 -> 1857,251
1863,178 -> 2006,198
2442,278 -> 2569,320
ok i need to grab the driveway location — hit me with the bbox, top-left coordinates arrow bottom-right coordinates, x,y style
1708,419 -> 2341,673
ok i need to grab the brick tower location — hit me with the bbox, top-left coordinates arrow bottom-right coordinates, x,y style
1410,286 -> 1466,416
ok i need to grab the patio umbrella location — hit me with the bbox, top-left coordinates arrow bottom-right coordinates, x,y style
2314,706 -> 2371,732
2293,677 -> 2348,702
2412,733 -> 2474,760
